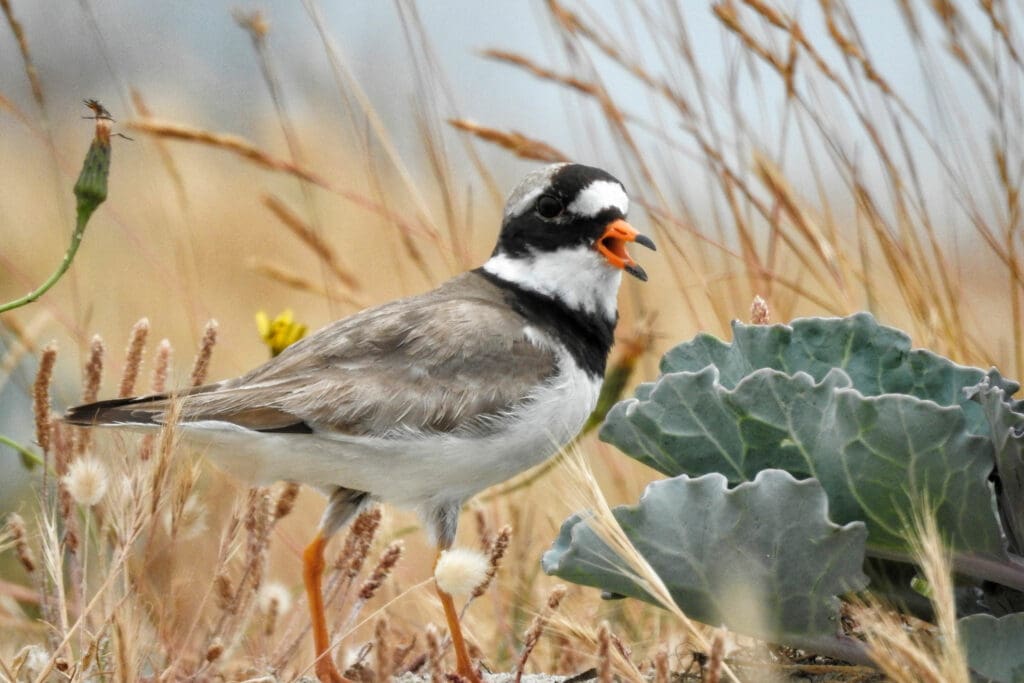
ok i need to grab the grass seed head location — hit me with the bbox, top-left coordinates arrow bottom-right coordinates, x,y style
273,481 -> 301,520
338,506 -> 382,577
189,319 -> 219,387
6,512 -> 35,572
32,342 -> 57,455
81,334 -> 105,403
151,338 -> 172,392
215,572 -> 235,612
425,623 -> 443,683
163,492 -> 208,540
206,637 -> 225,662
515,584 -> 568,683
118,317 -> 150,397
374,618 -> 392,680
597,621 -> 612,683
654,646 -> 669,683
471,524 -> 511,598
358,540 -> 404,601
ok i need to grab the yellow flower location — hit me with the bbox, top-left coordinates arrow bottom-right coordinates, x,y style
256,309 -> 308,357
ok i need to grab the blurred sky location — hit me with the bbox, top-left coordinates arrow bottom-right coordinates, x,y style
0,1 -> 950,183
1,0 -> 998,249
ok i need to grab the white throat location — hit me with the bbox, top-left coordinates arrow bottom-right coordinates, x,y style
483,246 -> 622,321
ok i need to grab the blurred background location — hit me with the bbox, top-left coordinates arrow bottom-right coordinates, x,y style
1,0 -> 1021,674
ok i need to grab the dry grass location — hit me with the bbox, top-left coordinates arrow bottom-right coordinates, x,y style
1,1 -> 1020,680
850,509 -> 971,683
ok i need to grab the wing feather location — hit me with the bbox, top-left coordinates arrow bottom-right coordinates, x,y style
67,273 -> 558,437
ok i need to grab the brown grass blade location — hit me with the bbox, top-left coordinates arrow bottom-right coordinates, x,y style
448,120 -> 568,163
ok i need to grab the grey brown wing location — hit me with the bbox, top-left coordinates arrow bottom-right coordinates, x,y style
70,289 -> 558,437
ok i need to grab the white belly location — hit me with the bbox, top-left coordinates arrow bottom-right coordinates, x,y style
178,352 -> 602,512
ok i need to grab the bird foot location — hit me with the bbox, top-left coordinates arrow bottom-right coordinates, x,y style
456,663 -> 483,683
314,659 -> 352,683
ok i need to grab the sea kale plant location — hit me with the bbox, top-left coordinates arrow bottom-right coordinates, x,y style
543,313 -> 1024,679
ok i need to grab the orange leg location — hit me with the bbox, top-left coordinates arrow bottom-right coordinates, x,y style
303,532 -> 351,683
434,549 -> 482,683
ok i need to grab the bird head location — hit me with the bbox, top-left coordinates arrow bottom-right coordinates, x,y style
484,163 -> 655,321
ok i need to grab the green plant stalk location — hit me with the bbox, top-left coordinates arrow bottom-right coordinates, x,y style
0,115 -> 110,471
0,434 -> 43,470
583,356 -> 636,433
871,547 -> 1024,594
0,120 -> 110,314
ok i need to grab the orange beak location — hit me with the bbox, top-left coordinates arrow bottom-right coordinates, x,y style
595,218 -> 656,281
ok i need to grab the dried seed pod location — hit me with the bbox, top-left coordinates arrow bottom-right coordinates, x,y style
750,295 -> 770,324
425,623 -> 443,683
6,513 -> 35,572
190,319 -> 219,387
273,482 -> 301,521
515,584 -> 567,683
33,343 -> 57,455
118,318 -> 150,397
654,646 -> 669,683
471,524 -> 511,598
597,621 -> 612,683
206,638 -> 224,662
373,618 -> 391,681
358,541 -> 404,601
337,507 -> 382,577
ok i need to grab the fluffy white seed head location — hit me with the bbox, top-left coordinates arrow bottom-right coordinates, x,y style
18,644 -> 50,678
434,547 -> 489,597
258,581 -> 292,616
62,457 -> 109,507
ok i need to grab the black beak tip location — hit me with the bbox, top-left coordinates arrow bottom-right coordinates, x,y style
634,233 -> 656,251
624,263 -> 648,282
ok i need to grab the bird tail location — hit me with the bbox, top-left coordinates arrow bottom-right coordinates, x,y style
63,394 -> 170,428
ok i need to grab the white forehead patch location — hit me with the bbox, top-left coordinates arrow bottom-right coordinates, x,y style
567,180 -> 629,218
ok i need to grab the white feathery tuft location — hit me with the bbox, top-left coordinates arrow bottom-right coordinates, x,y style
434,547 -> 490,597
62,457 -> 109,507
19,645 -> 51,679
257,580 -> 293,615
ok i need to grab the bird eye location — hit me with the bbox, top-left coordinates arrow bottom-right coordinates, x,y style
536,195 -> 563,219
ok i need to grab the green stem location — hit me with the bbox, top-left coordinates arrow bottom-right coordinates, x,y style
0,433 -> 44,469
0,111 -> 110,314
0,214 -> 89,313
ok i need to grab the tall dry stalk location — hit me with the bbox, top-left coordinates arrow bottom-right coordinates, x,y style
851,508 -> 971,683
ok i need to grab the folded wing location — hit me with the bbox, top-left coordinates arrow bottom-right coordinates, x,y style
65,273 -> 558,438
